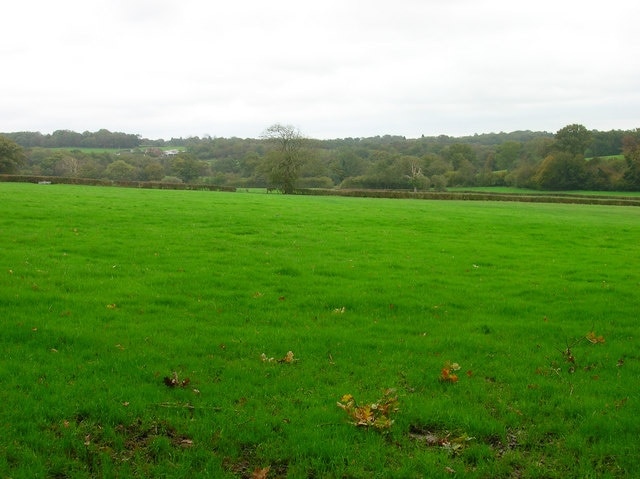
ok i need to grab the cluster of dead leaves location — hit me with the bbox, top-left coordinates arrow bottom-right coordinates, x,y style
261,351 -> 297,363
409,425 -> 475,455
561,331 -> 605,363
586,330 -> 605,344
337,389 -> 399,431
163,371 -> 191,388
439,361 -> 461,383
550,329 -> 608,376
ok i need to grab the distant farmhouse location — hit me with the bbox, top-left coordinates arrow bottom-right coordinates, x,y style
143,148 -> 182,157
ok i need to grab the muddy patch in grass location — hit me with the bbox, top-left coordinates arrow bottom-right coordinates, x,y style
53,416 -> 194,466
223,444 -> 289,479
408,424 -> 475,455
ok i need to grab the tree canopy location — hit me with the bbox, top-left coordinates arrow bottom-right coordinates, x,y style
260,124 -> 307,194
0,129 -> 141,149
0,135 -> 26,174
2,124 -> 639,191
554,124 -> 592,156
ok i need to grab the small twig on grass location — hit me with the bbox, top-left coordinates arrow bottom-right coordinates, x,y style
153,402 -> 222,412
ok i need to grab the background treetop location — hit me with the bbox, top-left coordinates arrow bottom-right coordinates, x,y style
3,124 -> 639,192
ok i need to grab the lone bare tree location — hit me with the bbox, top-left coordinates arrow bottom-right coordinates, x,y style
261,124 -> 306,194
405,159 -> 428,192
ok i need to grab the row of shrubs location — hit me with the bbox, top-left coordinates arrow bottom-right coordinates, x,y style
295,188 -> 640,206
0,175 -> 236,192
2,174 -> 638,206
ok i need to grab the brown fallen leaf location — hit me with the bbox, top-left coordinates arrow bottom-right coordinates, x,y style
252,466 -> 270,479
586,331 -> 605,344
277,351 -> 296,363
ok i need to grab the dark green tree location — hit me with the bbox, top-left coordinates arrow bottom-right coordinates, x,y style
0,135 -> 26,173
554,124 -> 592,156
329,148 -> 368,183
622,131 -> 640,190
588,129 -> 625,157
494,141 -> 522,170
105,159 -> 137,181
171,153 -> 206,183
424,154 -> 451,177
444,143 -> 476,170
533,152 -> 588,190
50,130 -> 83,148
261,124 -> 307,194
141,160 -> 165,181
585,156 -> 624,190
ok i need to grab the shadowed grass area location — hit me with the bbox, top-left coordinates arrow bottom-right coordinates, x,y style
1,183 -> 639,478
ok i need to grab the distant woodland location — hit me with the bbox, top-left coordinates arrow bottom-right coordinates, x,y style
2,125 -> 640,191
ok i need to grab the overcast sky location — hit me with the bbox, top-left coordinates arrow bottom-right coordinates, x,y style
2,0 -> 639,140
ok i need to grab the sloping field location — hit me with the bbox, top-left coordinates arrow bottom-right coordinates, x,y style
1,183 -> 638,478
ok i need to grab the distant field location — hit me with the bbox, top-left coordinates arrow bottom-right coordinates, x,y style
1,183 -> 638,478
448,186 -> 640,197
46,146 -> 186,154
48,147 -> 131,154
586,154 -> 625,161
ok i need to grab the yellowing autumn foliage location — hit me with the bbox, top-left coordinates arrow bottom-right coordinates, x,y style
440,361 -> 461,383
337,389 -> 399,431
586,331 -> 605,344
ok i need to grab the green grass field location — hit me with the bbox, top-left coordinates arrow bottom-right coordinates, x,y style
1,183 -> 638,478
48,146 -> 186,154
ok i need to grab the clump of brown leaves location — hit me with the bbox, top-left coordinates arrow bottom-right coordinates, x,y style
337,389 -> 399,431
163,371 -> 190,388
261,351 -> 297,363
409,425 -> 475,455
439,361 -> 461,383
585,330 -> 605,344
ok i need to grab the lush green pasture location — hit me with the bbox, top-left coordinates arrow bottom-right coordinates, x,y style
1,183 -> 638,478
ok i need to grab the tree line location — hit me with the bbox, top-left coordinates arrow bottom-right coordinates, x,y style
1,125 -> 640,192
2,129 -> 141,149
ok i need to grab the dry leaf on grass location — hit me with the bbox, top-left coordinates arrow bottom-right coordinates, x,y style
278,351 -> 296,363
163,371 -> 191,388
252,466 -> 270,479
586,331 -> 605,344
